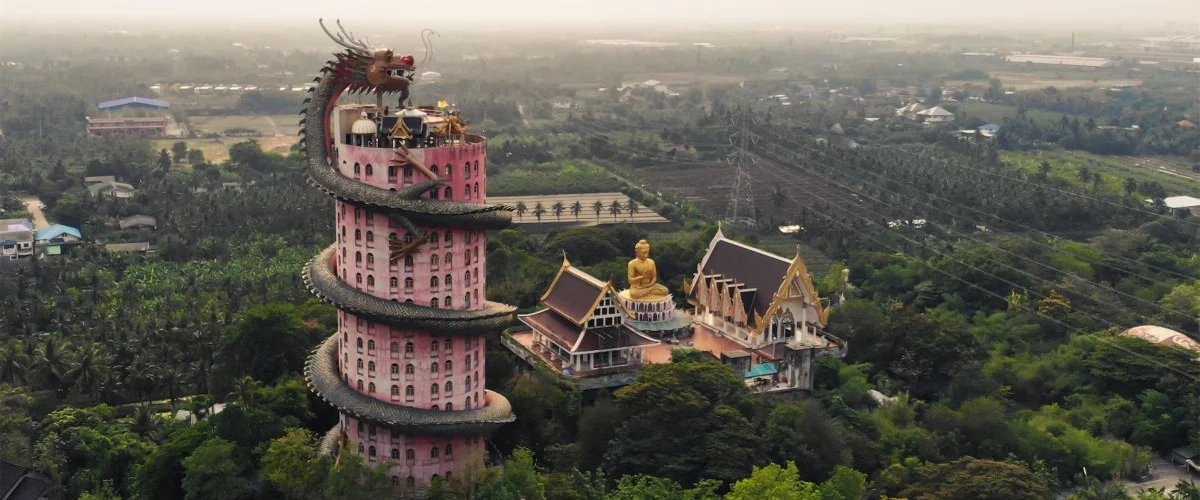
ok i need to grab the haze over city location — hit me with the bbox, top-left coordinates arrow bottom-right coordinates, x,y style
1,0 -> 1198,27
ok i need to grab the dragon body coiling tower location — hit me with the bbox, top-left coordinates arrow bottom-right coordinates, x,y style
302,20 -> 515,495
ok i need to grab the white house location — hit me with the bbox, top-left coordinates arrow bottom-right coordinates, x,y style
917,106 -> 955,123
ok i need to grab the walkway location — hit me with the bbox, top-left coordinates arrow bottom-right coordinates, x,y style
1124,457 -> 1195,496
21,196 -> 48,229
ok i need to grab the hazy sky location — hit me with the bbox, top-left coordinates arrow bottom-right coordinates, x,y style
1,0 -> 1196,27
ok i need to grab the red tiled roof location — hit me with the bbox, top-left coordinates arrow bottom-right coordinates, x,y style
521,309 -> 584,351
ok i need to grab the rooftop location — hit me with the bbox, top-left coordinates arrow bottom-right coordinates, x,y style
34,224 -> 80,241
1163,196 -> 1200,209
98,97 -> 171,110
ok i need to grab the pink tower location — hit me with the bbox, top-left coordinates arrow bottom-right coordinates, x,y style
302,20 -> 515,496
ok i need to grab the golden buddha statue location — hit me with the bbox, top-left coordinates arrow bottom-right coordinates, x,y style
626,239 -> 670,301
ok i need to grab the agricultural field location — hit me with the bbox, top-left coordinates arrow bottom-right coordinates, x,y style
955,101 -> 1073,126
989,71 -> 1141,91
152,136 -> 296,164
489,160 -> 622,196
490,192 -> 670,227
1003,150 -> 1200,197
188,114 -> 296,137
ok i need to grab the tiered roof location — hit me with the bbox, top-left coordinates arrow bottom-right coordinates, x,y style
520,259 -> 658,354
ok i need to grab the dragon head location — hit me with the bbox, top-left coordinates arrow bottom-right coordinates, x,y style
321,19 -> 413,94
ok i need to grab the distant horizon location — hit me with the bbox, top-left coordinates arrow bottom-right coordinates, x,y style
0,0 -> 1196,33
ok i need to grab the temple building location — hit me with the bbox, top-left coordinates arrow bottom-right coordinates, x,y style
301,21 -> 515,497
687,228 -> 844,391
506,258 -> 661,389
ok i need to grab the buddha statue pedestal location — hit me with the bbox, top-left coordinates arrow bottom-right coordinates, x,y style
618,239 -> 690,334
618,290 -> 678,324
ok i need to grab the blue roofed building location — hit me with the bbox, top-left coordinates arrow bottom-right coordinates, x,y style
34,224 -> 82,255
97,97 -> 171,110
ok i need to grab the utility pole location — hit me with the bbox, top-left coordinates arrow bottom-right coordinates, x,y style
725,107 -> 757,228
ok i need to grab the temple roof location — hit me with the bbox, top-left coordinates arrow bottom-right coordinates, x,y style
519,309 -> 658,354
541,258 -> 618,325
691,234 -> 791,320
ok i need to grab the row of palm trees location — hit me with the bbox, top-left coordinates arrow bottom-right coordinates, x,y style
513,198 -> 641,222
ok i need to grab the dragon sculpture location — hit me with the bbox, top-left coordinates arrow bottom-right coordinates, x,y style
301,19 -> 516,335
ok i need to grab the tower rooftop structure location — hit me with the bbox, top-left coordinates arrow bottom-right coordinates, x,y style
300,19 -> 514,496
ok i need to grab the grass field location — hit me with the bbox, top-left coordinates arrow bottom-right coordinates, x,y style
1003,150 -> 1200,197
152,136 -> 296,164
989,71 -> 1141,91
189,114 -> 297,136
956,102 -> 1073,126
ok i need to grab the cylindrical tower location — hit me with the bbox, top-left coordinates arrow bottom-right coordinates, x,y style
301,22 -> 515,496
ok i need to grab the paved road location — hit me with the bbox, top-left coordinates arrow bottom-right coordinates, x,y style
21,196 -> 49,229
1124,457 -> 1195,496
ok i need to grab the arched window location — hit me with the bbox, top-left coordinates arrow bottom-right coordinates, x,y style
430,361 -> 439,373
430,276 -> 439,289
431,447 -> 440,459
464,292 -> 472,308
357,380 -> 364,391
403,165 -> 413,178
464,355 -> 471,369
367,340 -> 375,351
367,275 -> 375,286
390,363 -> 399,374
464,270 -> 471,285
391,448 -> 400,459
357,421 -> 365,434
355,273 -> 362,284
431,383 -> 440,394
369,445 -> 376,457
430,254 -> 439,270
368,382 -> 376,393
432,340 -> 439,351
341,226 -> 346,239
389,231 -> 398,241
354,229 -> 361,241
444,187 -> 452,198
444,231 -> 453,246
406,449 -> 416,460
474,289 -> 479,305
445,379 -> 453,392
465,397 -> 471,409
356,338 -> 363,350
464,376 -> 471,390
429,232 -> 440,247
431,297 -> 439,308
358,443 -> 364,453
404,255 -> 414,270
390,385 -> 399,396
391,341 -> 399,353
366,231 -> 374,243
405,385 -> 414,397
464,250 -> 471,266
405,363 -> 415,375
446,444 -> 453,458
463,162 -> 470,178
445,253 -> 453,267
388,165 -> 398,178
474,392 -> 479,405
406,476 -> 415,488
445,402 -> 453,411
368,361 -> 375,372
445,165 -> 453,179
404,342 -> 414,354
404,277 -> 414,290
365,164 -> 374,176
445,295 -> 452,308
445,360 -> 452,373
356,359 -> 363,370
474,182 -> 479,195
430,165 -> 439,177
355,251 -> 362,263
474,160 -> 480,175
389,277 -> 398,288
444,339 -> 452,353
353,163 -> 361,175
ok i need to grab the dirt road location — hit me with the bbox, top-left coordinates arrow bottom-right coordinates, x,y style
21,196 -> 49,229
264,116 -> 283,137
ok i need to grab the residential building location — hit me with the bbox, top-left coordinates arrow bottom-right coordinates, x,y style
105,242 -> 155,253
0,219 -> 34,261
1162,196 -> 1200,217
34,225 -> 82,255
506,257 -> 661,389
686,229 -> 844,392
916,106 -> 955,123
97,97 -> 171,111
0,460 -> 52,500
119,215 -> 158,230
87,181 -> 136,199
83,175 -> 116,186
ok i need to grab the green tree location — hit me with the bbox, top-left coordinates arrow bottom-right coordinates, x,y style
516,201 -> 528,219
533,202 -> 546,222
609,200 -> 623,220
552,201 -> 566,222
606,475 -> 720,500
1123,177 -> 1138,198
158,148 -> 173,172
182,437 -> 250,500
212,303 -> 311,391
627,199 -> 640,217
261,428 -> 330,500
186,149 -> 205,166
726,462 -> 821,500
593,200 -> 604,220
571,201 -> 584,220
819,465 -> 869,500
172,142 -> 188,164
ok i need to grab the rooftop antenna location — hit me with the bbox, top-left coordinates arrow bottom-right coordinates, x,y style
724,107 -> 757,228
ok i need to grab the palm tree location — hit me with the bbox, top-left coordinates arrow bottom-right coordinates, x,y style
226,376 -> 262,408
1091,172 -> 1104,192
627,199 -> 640,218
552,201 -> 565,222
533,202 -> 546,222
1123,177 -> 1138,198
609,200 -> 623,220
1037,161 -> 1051,179
515,201 -> 527,219
1076,166 -> 1092,184
65,343 -> 111,402
570,201 -> 583,220
31,337 -> 71,395
130,404 -> 158,438
0,343 -> 28,386
592,200 -> 604,220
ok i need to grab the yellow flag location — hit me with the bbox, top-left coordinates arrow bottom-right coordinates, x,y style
437,100 -> 449,109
